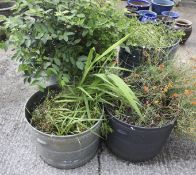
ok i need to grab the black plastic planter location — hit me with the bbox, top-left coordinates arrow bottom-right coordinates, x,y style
118,41 -> 179,76
0,21 -> 6,41
25,85 -> 102,169
0,1 -> 16,41
106,109 -> 176,162
0,1 -> 16,16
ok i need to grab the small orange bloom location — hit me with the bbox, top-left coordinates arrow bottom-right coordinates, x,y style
191,101 -> 196,105
159,64 -> 165,70
184,90 -> 193,95
144,85 -> 149,92
172,93 -> 179,98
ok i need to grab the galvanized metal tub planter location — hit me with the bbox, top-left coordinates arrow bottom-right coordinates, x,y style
25,85 -> 102,169
105,108 -> 176,162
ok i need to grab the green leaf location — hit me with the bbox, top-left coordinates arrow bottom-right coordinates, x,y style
47,68 -> 58,75
35,33 -> 44,39
80,35 -> 130,85
25,39 -> 31,47
82,30 -> 88,37
77,86 -> 93,100
94,34 -> 130,63
63,33 -> 68,42
96,73 -> 142,117
125,46 -> 131,54
74,39 -> 81,44
44,62 -> 51,69
76,61 -> 84,70
78,55 -> 87,61
77,14 -> 85,18
62,74 -> 70,83
54,58 -> 61,66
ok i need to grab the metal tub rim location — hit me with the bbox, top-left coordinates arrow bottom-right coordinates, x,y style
25,86 -> 103,139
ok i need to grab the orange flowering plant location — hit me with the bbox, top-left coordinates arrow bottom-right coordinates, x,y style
115,61 -> 195,138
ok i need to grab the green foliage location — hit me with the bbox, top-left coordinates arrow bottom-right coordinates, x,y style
123,19 -> 183,48
3,0 -> 129,88
32,35 -> 141,135
32,88 -> 103,135
114,62 -> 196,138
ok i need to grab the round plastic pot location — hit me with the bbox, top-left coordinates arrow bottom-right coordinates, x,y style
25,85 -> 102,169
127,0 -> 151,10
137,10 -> 157,22
0,1 -> 16,16
118,40 -> 179,76
161,11 -> 180,19
105,108 -> 176,162
152,0 -> 174,15
175,18 -> 192,45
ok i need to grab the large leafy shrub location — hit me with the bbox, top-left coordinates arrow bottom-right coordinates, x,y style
4,0 -> 129,88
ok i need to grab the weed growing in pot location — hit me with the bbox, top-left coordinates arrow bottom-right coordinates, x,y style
111,62 -> 195,138
31,35 -> 142,136
2,0 -> 130,88
120,20 -> 184,65
125,19 -> 183,48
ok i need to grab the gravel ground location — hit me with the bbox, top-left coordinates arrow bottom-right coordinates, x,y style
0,0 -> 196,175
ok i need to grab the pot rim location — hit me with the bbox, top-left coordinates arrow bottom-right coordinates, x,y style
25,88 -> 103,139
106,107 -> 176,130
161,11 -> 180,18
175,18 -> 192,26
124,39 -> 180,50
0,1 -> 16,11
152,0 -> 174,7
137,10 -> 157,16
128,0 -> 151,7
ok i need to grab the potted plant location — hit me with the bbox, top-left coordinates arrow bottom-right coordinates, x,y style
24,35 -> 142,169
2,0 -> 142,169
105,62 -> 195,161
2,0 -> 129,88
119,20 -> 183,75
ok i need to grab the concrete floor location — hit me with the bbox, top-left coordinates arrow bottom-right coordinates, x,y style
0,0 -> 196,175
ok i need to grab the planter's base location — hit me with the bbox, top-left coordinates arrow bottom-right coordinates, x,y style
105,109 -> 175,162
40,145 -> 98,169
106,134 -> 162,162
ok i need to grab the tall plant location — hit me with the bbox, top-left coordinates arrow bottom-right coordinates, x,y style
32,35 -> 142,135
